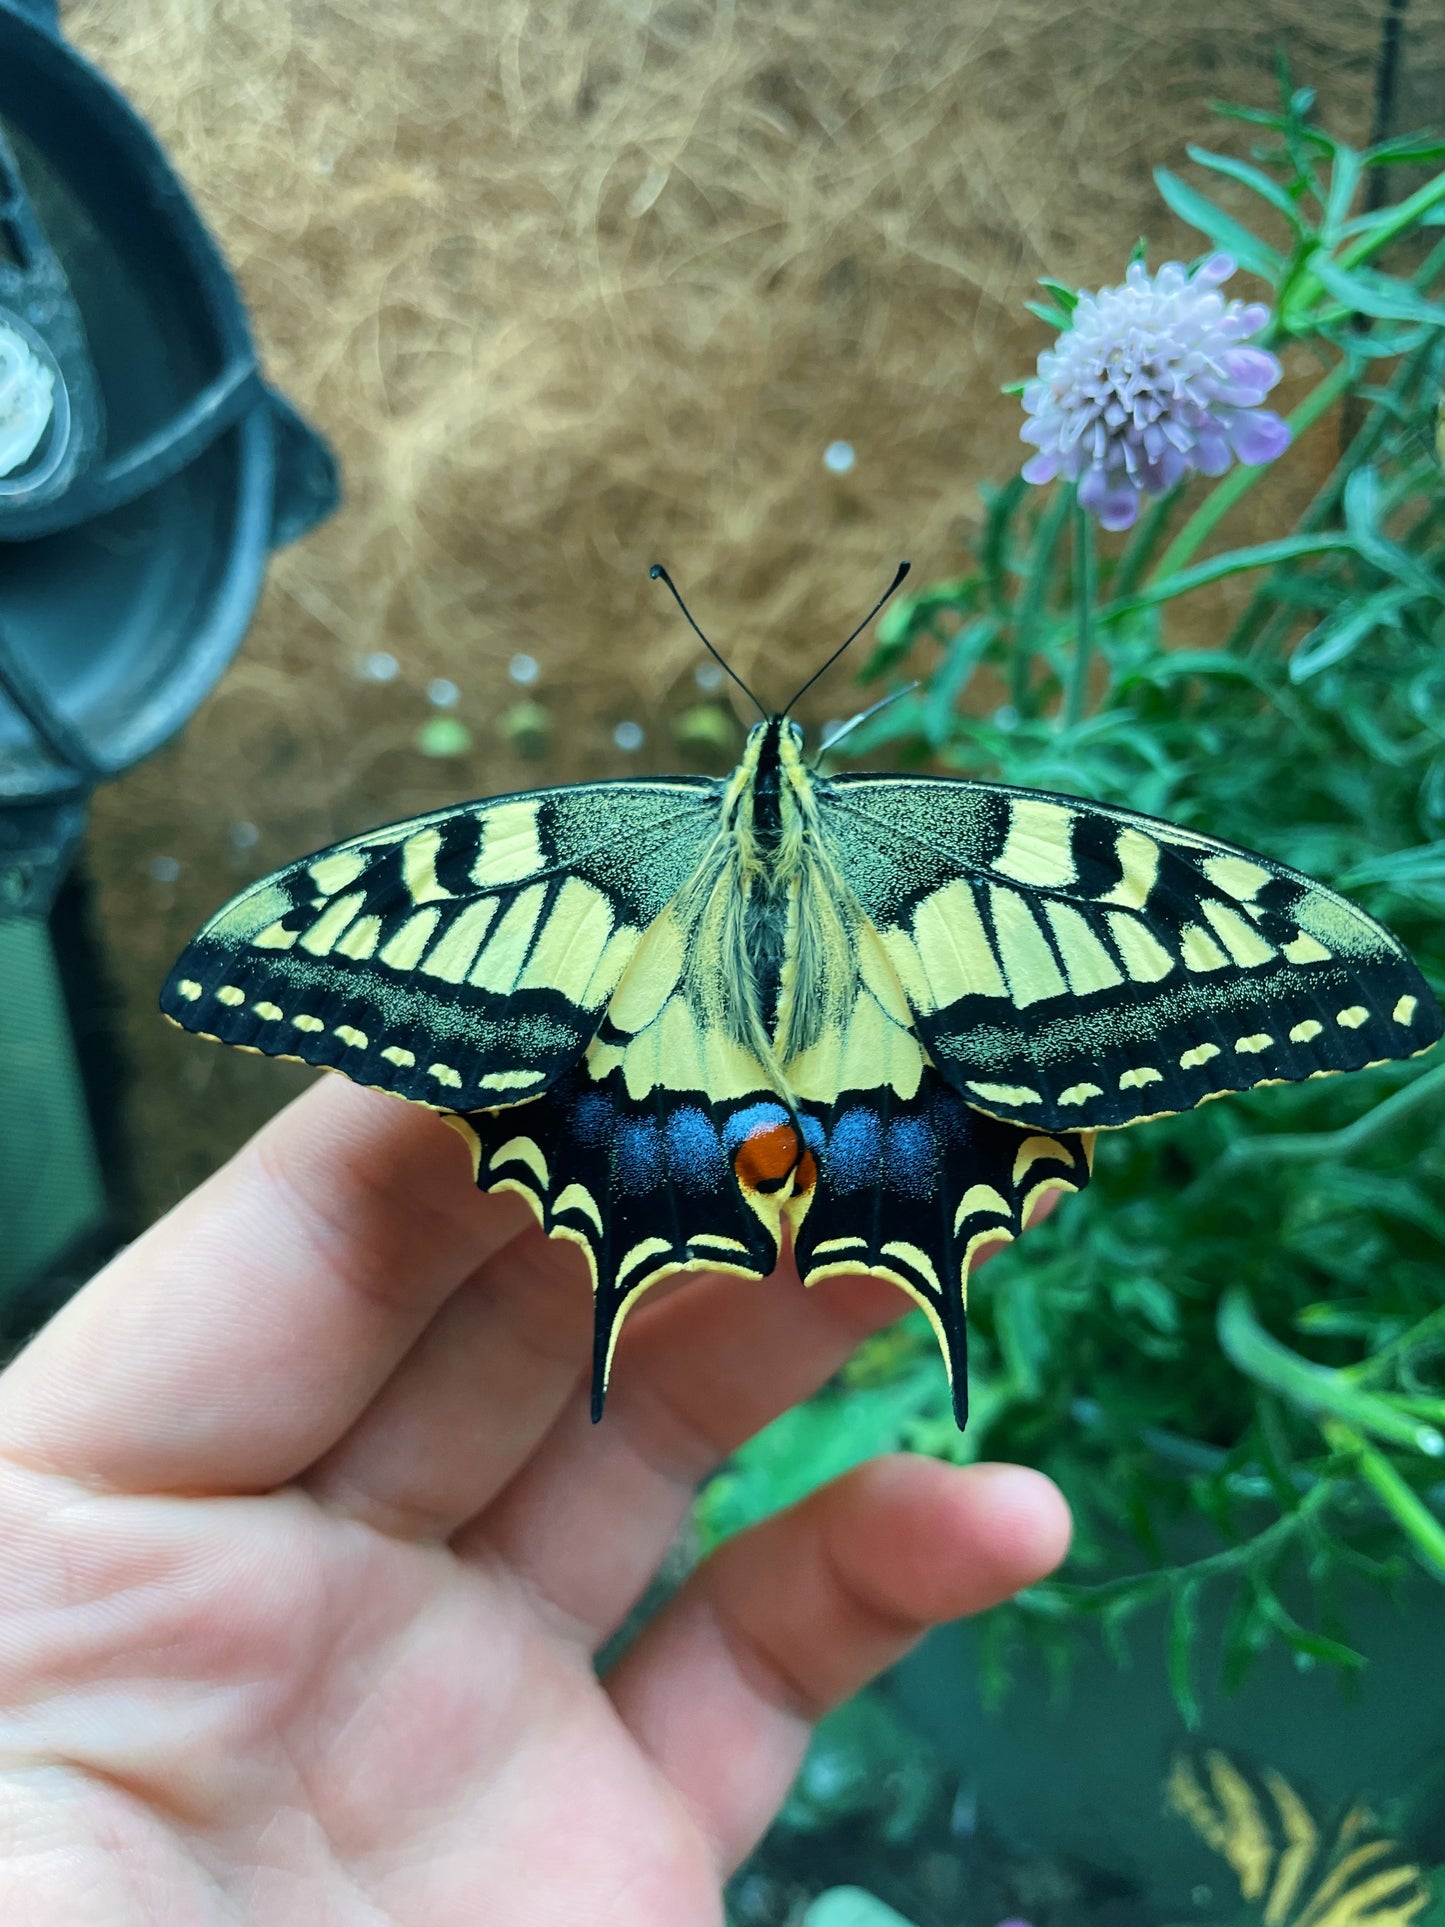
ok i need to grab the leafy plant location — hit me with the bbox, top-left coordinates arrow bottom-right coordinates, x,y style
696,71 -> 1445,1716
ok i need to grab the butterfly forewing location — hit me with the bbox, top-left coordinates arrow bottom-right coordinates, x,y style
822,774 -> 1441,1130
161,779 -> 722,1111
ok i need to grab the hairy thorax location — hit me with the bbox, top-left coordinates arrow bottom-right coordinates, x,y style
710,720 -> 864,1075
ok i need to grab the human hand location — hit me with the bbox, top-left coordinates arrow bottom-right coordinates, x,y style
0,1077 -> 1070,1926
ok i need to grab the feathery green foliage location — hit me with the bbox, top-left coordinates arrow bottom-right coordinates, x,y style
698,72 -> 1445,1714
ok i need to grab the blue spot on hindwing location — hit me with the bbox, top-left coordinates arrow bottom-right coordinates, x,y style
615,1117 -> 664,1192
569,1091 -> 614,1149
826,1107 -> 883,1193
664,1106 -> 726,1191
885,1116 -> 938,1198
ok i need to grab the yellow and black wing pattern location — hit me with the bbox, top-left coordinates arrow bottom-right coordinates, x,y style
448,1062 -> 1091,1421
160,779 -> 721,1112
822,775 -> 1441,1131
1165,1749 -> 1431,1927
162,729 -> 1437,1430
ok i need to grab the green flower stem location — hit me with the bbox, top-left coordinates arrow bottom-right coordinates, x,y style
1109,488 -> 1182,603
1147,357 -> 1356,583
1229,331 -> 1439,656
1346,1304 -> 1445,1388
1065,499 -> 1095,727
1204,1060 -> 1445,1179
1282,171 -> 1445,328
1010,483 -> 1072,716
1336,168 -> 1445,272
1023,1477 -> 1338,1617
1218,1285 -> 1445,1457
1320,1419 -> 1445,1582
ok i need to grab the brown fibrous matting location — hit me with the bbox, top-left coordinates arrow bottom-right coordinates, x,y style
62,0 -> 1430,1218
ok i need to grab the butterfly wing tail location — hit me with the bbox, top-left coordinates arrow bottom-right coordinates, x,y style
794,1073 -> 1092,1431
459,1069 -> 778,1419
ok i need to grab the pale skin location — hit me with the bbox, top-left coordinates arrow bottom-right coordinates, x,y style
0,1076 -> 1071,1926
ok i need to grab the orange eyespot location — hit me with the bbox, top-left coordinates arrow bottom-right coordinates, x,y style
734,1122 -> 805,1194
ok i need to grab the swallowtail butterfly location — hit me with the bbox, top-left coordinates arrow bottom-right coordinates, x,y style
162,566 -> 1440,1429
1166,1749 -> 1430,1927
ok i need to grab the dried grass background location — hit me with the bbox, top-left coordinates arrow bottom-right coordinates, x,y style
63,0 -> 1441,1220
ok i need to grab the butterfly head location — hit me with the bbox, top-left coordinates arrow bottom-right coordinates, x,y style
744,714 -> 805,751
737,714 -> 809,805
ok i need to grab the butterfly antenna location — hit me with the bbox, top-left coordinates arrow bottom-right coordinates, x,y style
785,559 -> 911,713
650,564 -> 768,721
813,681 -> 920,763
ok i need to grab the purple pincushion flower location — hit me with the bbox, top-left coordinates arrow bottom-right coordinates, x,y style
1019,254 -> 1291,530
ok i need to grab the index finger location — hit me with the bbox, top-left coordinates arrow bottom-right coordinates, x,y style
0,1076 -> 533,1495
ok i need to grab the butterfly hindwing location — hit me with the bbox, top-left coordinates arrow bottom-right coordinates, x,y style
452,1062 -> 1091,1428
795,1071 -> 1093,1426
160,779 -> 722,1111
452,1068 -> 808,1415
822,774 -> 1441,1130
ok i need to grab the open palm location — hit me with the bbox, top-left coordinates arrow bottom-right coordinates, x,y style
0,1078 -> 1069,1926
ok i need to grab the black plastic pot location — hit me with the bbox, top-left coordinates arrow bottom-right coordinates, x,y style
0,0 -> 339,912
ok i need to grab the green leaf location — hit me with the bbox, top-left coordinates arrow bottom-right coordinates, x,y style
1209,102 -> 1296,134
1256,1589 -> 1367,1671
1322,147 -> 1364,240
695,1374 -> 941,1552
1322,1421 -> 1445,1581
1119,649 -> 1274,689
1153,167 -> 1285,281
1218,1287 -> 1445,1456
1038,278 -> 1079,314
803,1890 -> 923,1927
1254,1398 -> 1304,1514
979,474 -> 1028,614
1311,254 -> 1445,326
923,617 -> 1000,746
1288,586 -> 1413,682
1185,145 -> 1303,229
1221,1584 -> 1269,1694
993,1271 -> 1047,1397
1364,131 -> 1445,167
1167,1580 -> 1203,1728
1025,298 -> 1072,329
1108,533 -> 1357,617
1343,467 -> 1445,597
864,577 -> 978,677
1340,840 -> 1445,890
